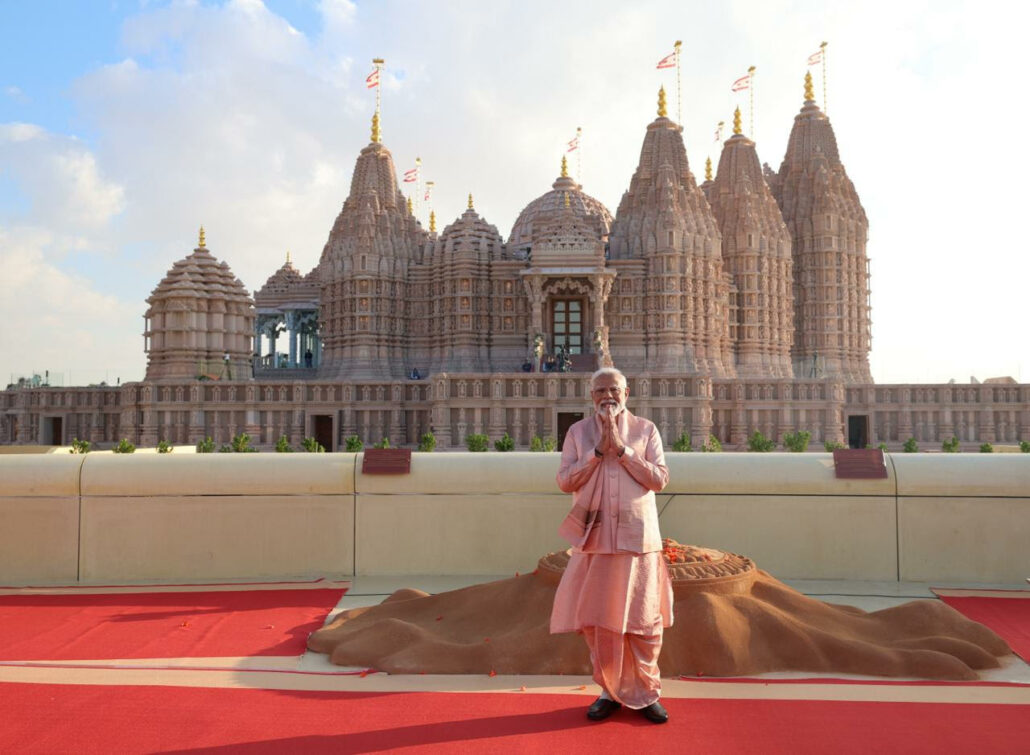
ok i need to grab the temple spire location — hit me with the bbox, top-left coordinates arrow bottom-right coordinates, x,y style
705,157 -> 713,181
733,106 -> 742,136
286,250 -> 291,264
370,111 -> 381,144
407,196 -> 414,214
657,86 -> 668,118
198,226 -> 206,249
467,193 -> 474,210
429,210 -> 436,233
561,154 -> 569,178
804,70 -> 815,103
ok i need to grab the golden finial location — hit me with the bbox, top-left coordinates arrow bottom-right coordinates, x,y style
560,154 -> 569,178
371,112 -> 381,143
467,193 -> 474,210
429,210 -> 436,233
407,196 -> 413,214
733,106 -> 742,135
198,226 -> 206,249
286,250 -> 291,264
564,191 -> 570,208
705,157 -> 712,182
804,70 -> 815,102
657,86 -> 668,117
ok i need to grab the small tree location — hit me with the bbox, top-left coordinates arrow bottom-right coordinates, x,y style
230,432 -> 257,453
157,440 -> 173,454
824,440 -> 846,452
541,436 -> 557,452
529,435 -> 544,452
113,438 -> 136,454
70,438 -> 91,454
196,436 -> 216,453
701,434 -> 722,453
942,436 -> 960,453
979,442 -> 994,453
372,437 -> 391,449
418,432 -> 437,452
275,435 -> 294,452
671,432 -> 693,452
1020,440 -> 1030,453
494,432 -> 515,452
747,430 -> 776,452
466,433 -> 489,452
902,437 -> 919,453
302,437 -> 325,453
782,430 -> 811,453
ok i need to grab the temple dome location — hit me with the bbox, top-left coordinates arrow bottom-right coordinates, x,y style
254,254 -> 319,309
507,160 -> 612,252
438,201 -> 504,259
144,229 -> 255,382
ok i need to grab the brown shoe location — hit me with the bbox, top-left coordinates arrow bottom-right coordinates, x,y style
586,697 -> 621,720
639,701 -> 668,724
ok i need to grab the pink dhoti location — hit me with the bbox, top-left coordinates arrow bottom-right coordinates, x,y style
550,550 -> 673,709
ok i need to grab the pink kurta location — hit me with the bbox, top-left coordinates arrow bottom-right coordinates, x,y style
550,411 -> 673,635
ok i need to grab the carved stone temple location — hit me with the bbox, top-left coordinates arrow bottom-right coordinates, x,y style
2,74 -> 1027,451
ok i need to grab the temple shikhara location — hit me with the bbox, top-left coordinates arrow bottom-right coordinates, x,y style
2,73 -> 1027,451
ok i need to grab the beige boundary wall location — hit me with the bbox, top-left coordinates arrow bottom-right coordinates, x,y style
0,453 -> 1026,585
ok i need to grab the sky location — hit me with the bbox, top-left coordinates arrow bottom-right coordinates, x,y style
1,0 -> 1027,387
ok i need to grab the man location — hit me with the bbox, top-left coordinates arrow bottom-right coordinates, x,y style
550,367 -> 673,724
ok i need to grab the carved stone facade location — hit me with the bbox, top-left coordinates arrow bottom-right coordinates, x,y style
3,78 -> 1027,452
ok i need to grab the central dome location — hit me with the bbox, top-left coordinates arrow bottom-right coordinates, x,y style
508,160 -> 612,252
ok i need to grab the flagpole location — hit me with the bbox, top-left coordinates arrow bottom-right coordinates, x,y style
576,126 -> 583,184
415,156 -> 422,221
748,65 -> 756,139
674,40 -> 682,126
372,57 -> 384,134
820,41 -> 828,113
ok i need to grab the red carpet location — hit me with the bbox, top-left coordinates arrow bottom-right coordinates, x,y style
936,592 -> 1030,662
0,587 -> 346,660
0,682 -> 1027,754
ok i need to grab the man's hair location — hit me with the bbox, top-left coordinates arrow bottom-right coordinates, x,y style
590,367 -> 627,389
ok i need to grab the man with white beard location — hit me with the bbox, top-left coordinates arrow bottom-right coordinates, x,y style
550,367 -> 673,723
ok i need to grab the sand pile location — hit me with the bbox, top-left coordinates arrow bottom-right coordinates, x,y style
308,541 -> 1010,680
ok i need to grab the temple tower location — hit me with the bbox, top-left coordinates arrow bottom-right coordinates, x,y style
316,113 -> 428,379
143,228 -> 254,382
708,108 -> 794,378
607,88 -> 732,376
771,73 -> 871,382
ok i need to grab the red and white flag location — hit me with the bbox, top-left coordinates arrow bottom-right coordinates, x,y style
731,74 -> 751,92
366,68 -> 380,88
403,167 -> 418,183
808,49 -> 823,66
424,188 -> 432,200
656,51 -> 677,70
566,136 -> 579,152
713,121 -> 724,142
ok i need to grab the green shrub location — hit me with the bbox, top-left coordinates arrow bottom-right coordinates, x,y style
218,444 -> 233,453
701,434 -> 722,452
823,440 -> 846,452
196,436 -> 215,453
782,430 -> 811,453
529,435 -> 543,452
542,436 -> 557,452
1020,440 -> 1030,453
979,442 -> 994,453
878,442 -> 888,451
902,437 -> 918,453
275,435 -> 294,453
942,436 -> 960,453
747,430 -> 776,452
372,437 -> 391,449
157,440 -> 173,454
113,438 -> 135,454
671,432 -> 693,452
344,435 -> 364,452
418,432 -> 437,452
230,432 -> 257,453
302,437 -> 325,453
70,438 -> 91,454
466,433 -> 489,452
494,432 -> 515,452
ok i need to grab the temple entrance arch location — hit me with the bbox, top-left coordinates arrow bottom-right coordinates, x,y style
557,412 -> 584,451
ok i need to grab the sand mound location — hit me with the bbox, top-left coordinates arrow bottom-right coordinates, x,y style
308,541 -> 1011,680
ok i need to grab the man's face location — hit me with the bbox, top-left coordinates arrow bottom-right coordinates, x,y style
591,375 -> 628,416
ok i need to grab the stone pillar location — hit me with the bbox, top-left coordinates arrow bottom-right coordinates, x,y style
286,311 -> 298,368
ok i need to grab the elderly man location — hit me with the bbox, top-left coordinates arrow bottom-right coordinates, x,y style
550,367 -> 673,724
